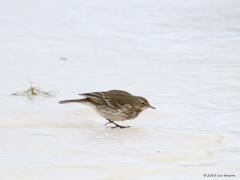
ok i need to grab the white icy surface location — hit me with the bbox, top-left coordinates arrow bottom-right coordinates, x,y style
0,0 -> 240,179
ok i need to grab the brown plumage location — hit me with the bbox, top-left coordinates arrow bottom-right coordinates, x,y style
59,90 -> 155,128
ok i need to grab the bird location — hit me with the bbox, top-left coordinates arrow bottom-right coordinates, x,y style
59,90 -> 155,128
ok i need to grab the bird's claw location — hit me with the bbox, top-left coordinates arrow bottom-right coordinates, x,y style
107,125 -> 131,129
111,125 -> 131,129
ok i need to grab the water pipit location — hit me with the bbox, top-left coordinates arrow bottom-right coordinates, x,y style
59,90 -> 155,128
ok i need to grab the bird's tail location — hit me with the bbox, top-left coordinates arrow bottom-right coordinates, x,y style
58,99 -> 88,104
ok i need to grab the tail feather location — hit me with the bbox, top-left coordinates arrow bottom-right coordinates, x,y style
58,99 -> 87,104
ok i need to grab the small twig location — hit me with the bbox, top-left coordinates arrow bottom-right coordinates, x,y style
11,85 -> 56,97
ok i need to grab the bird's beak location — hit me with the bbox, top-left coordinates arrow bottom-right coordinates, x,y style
149,105 -> 156,109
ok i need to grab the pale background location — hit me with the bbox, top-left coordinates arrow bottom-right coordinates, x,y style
0,0 -> 240,179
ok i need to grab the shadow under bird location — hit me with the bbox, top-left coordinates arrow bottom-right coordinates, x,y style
59,90 -> 155,128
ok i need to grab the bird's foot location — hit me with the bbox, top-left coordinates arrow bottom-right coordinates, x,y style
105,120 -> 131,129
110,124 -> 131,129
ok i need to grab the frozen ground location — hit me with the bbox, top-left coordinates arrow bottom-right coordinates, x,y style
0,0 -> 240,179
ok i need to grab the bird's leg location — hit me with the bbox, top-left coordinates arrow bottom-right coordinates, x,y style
106,119 -> 131,129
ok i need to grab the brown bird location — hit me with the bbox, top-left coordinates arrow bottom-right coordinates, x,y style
59,90 -> 155,128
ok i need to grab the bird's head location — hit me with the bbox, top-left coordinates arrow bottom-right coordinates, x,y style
135,96 -> 156,111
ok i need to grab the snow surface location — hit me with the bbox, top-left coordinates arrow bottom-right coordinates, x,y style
0,0 -> 240,179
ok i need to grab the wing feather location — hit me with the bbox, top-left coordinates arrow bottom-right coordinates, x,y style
79,92 -> 105,104
79,90 -> 134,110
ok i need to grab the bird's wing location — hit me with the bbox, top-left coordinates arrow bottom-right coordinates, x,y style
79,91 -> 106,105
105,90 -> 138,118
101,90 -> 133,109
79,90 -> 133,109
